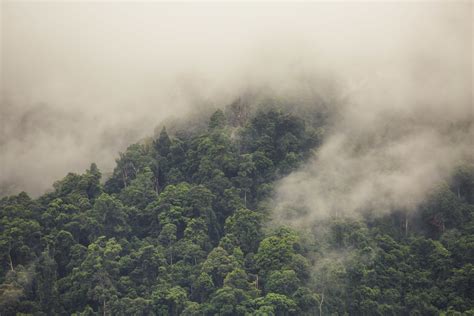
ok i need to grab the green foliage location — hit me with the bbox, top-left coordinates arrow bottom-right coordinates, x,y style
119,167 -> 158,209
90,193 -> 130,239
265,270 -> 299,296
208,109 -> 226,130
1,106 -> 472,315
225,208 -> 263,253
202,247 -> 239,287
255,228 -> 301,277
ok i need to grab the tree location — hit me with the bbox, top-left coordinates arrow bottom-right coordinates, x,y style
234,155 -> 256,207
0,268 -> 30,314
34,249 -> 59,314
225,208 -> 263,254
79,163 -> 103,200
265,270 -> 299,296
181,301 -> 202,316
119,167 -> 158,209
224,268 -> 255,293
78,237 -> 122,315
0,215 -> 41,272
209,286 -> 250,315
165,286 -> 188,316
202,247 -> 239,287
155,126 -> 172,156
104,144 -> 155,193
255,228 -> 300,277
192,272 -> 214,303
252,293 -> 297,316
159,223 -> 177,264
208,109 -> 226,130
90,193 -> 130,238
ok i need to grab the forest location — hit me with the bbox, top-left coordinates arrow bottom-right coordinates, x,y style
1,102 -> 473,316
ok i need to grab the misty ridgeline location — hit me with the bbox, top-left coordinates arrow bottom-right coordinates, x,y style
1,2 -> 473,316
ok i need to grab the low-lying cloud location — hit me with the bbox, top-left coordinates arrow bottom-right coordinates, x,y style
1,1 -> 472,201
273,2 -> 473,225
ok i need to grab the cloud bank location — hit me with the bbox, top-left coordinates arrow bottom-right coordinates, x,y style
1,2 -> 472,200
273,2 -> 473,225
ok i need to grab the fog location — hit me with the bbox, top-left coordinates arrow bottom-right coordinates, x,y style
272,2 -> 473,225
1,1 -> 472,203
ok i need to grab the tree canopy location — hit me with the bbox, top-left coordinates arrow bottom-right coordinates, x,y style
1,106 -> 473,315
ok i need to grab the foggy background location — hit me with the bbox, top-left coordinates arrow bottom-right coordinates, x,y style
1,0 -> 472,216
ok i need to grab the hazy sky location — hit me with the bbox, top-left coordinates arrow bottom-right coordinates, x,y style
1,1 -> 472,198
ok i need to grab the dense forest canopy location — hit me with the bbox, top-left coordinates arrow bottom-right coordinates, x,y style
1,102 -> 473,315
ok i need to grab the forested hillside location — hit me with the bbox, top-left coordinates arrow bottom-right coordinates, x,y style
1,105 -> 473,315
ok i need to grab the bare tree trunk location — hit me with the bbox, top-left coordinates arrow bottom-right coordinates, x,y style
8,253 -> 14,272
130,162 -> 138,177
122,169 -> 128,188
103,299 -> 106,316
8,243 -> 14,272
318,292 -> 324,316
